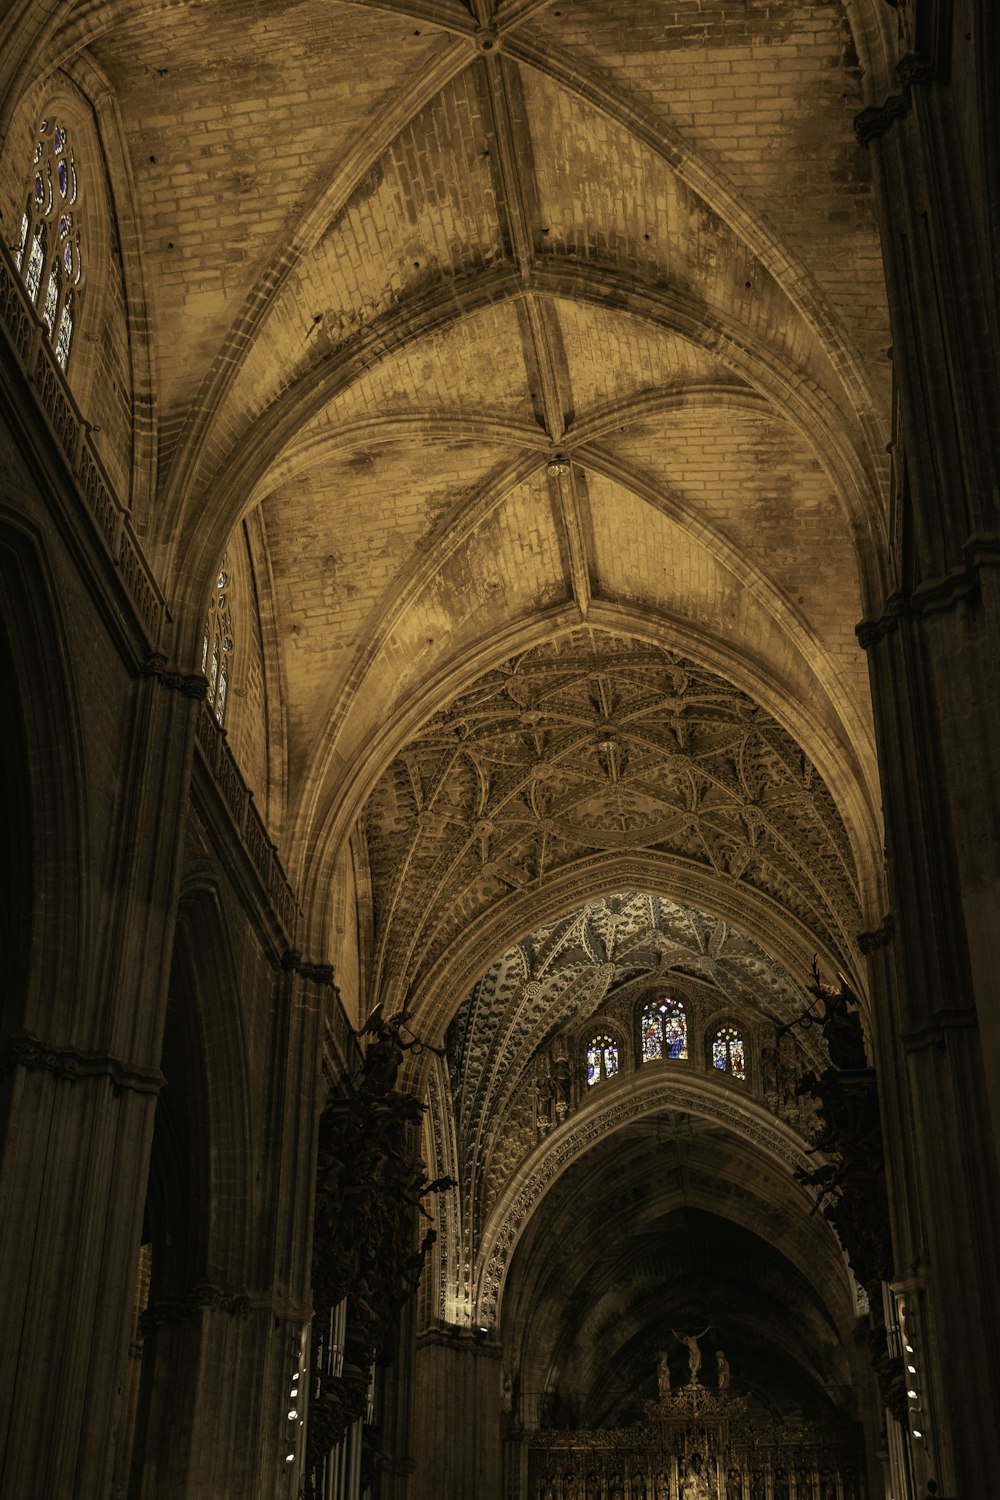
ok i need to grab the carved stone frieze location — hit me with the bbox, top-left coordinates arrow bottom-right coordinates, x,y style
858,914 -> 894,955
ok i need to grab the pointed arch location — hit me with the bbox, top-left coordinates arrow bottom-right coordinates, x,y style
0,509 -> 89,1029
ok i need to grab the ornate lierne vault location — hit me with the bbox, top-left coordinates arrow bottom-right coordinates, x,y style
417,887 -> 855,1329
447,892 -> 824,1228
362,629 -> 862,1015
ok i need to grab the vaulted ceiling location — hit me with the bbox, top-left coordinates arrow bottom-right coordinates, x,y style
43,0 -> 892,927
362,634 -> 863,1024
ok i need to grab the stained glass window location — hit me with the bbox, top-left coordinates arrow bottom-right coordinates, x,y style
712,1026 -> 746,1081
586,1034 -> 619,1088
42,267 -> 59,334
55,292 -> 74,371
202,557 -> 235,725
25,221 -> 46,303
641,998 -> 687,1061
15,118 -> 84,369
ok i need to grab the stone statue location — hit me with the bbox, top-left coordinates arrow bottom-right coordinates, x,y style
553,1053 -> 572,1119
657,1349 -> 672,1397
715,1348 -> 730,1391
672,1326 -> 710,1382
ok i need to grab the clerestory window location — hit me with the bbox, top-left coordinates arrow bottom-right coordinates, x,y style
15,119 -> 84,371
641,997 -> 687,1061
712,1025 -> 746,1081
586,1034 -> 619,1088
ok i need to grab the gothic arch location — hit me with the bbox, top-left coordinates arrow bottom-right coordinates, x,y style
471,1065 -> 837,1329
169,881 -> 256,1282
0,511 -> 88,1031
127,880 -> 257,1490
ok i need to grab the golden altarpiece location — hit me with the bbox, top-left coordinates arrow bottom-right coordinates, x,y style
528,1355 -> 864,1500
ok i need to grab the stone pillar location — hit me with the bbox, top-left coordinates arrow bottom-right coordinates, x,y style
410,1325 -> 503,1500
856,24 -> 1000,1491
0,664 -> 201,1498
861,604 -> 1000,1493
378,1298 -> 418,1500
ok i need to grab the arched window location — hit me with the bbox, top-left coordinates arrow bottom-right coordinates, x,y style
712,1025 -> 746,1081
15,119 -> 84,371
586,1034 -> 619,1088
202,558 -> 234,725
641,997 -> 687,1061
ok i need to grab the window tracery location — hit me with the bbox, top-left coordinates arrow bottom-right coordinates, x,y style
15,119 -> 84,371
586,1034 -> 619,1088
712,1025 -> 746,1081
202,557 -> 234,725
641,998 -> 687,1061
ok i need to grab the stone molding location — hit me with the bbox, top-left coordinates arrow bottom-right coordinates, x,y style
856,534 -> 1000,648
0,1028 -> 163,1095
902,1006 -> 979,1054
138,1282 -> 313,1334
281,949 -> 337,986
853,52 -> 936,147
141,652 -> 209,700
194,704 -> 299,938
858,915 -> 895,955
416,1323 -> 501,1354
0,243 -> 165,642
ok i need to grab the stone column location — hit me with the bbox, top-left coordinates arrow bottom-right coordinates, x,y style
410,1325 -> 503,1500
0,663 -> 201,1498
856,25 -> 1000,1493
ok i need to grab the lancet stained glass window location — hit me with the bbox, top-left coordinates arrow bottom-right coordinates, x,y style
586,1034 -> 619,1088
15,118 -> 84,370
202,558 -> 234,725
712,1025 -> 746,1081
642,998 -> 687,1061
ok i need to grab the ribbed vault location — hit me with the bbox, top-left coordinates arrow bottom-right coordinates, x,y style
1,0 -> 893,916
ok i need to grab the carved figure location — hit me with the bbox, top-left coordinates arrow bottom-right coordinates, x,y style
657,1350 -> 672,1397
715,1348 -> 730,1391
672,1326 -> 710,1382
811,963 -> 868,1072
356,1005 -> 445,1096
553,1054 -> 572,1118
